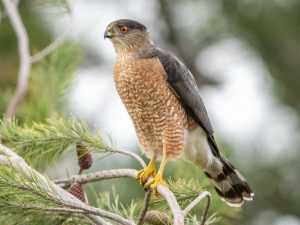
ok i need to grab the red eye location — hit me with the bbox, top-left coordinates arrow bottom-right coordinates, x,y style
120,26 -> 128,33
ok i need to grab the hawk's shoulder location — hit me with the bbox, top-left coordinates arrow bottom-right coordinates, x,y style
138,45 -> 214,136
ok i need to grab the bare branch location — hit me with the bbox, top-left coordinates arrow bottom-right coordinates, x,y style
30,0 -> 75,63
199,193 -> 211,225
53,169 -> 138,188
65,202 -> 135,225
110,148 -> 147,168
183,191 -> 211,216
9,204 -> 88,215
30,26 -> 70,63
137,190 -> 152,225
183,191 -> 211,225
2,0 -> 31,117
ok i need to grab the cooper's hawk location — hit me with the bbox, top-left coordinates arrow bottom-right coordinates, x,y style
104,19 -> 253,207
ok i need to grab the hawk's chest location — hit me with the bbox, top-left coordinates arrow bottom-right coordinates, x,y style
113,54 -> 168,106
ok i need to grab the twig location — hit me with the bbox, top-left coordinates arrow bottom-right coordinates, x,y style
88,215 -> 112,225
183,191 -> 211,215
137,190 -> 152,225
30,26 -> 70,63
66,202 -> 135,225
183,191 -> 211,225
110,148 -> 147,168
31,0 -> 74,63
2,0 -> 31,117
53,169 -> 137,188
199,193 -> 211,225
9,204 -> 88,214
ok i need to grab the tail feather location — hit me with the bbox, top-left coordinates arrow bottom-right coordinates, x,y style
204,155 -> 254,207
184,126 -> 254,207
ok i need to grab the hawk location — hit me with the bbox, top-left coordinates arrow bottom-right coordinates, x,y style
104,19 -> 253,207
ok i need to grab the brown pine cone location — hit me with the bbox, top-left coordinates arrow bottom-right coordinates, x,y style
69,182 -> 85,202
76,143 -> 93,171
144,210 -> 170,225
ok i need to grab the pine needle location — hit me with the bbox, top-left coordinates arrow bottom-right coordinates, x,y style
0,116 -> 109,170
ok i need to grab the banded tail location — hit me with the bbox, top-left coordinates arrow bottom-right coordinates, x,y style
184,126 -> 254,207
204,154 -> 254,207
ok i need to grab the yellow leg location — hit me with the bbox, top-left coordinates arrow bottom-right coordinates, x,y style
145,153 -> 168,195
136,156 -> 156,186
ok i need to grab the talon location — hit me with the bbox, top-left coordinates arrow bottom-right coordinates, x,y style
145,174 -> 168,196
146,149 -> 168,196
136,157 -> 156,186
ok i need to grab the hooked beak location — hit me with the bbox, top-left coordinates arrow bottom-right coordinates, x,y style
104,28 -> 113,39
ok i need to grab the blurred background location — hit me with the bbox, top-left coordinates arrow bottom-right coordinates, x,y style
1,0 -> 300,224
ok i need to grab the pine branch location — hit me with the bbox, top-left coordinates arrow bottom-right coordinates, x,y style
0,116 -> 146,169
0,144 -> 134,225
52,168 -> 212,225
96,189 -> 138,223
0,119 -> 218,225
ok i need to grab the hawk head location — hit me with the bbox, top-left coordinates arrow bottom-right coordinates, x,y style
104,19 -> 151,52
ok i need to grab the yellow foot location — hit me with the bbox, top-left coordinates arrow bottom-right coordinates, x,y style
145,174 -> 168,196
136,157 -> 156,186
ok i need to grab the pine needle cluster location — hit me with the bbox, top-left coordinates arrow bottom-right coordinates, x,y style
0,158 -> 89,225
0,116 -> 109,170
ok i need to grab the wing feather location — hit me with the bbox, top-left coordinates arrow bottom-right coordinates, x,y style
139,46 -> 214,135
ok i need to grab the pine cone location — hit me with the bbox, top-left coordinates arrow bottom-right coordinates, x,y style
144,210 -> 170,225
69,182 -> 85,202
76,143 -> 93,170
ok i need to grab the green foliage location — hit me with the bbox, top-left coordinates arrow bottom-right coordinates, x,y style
186,213 -> 220,225
0,116 -> 109,170
96,187 -> 138,222
0,164 -> 60,205
152,179 -> 204,211
19,42 -> 80,123
0,161 -> 91,224
0,211 -> 89,225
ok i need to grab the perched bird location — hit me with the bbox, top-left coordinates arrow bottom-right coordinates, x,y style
104,19 -> 254,207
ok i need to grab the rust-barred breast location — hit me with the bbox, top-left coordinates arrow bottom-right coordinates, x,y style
114,53 -> 188,159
